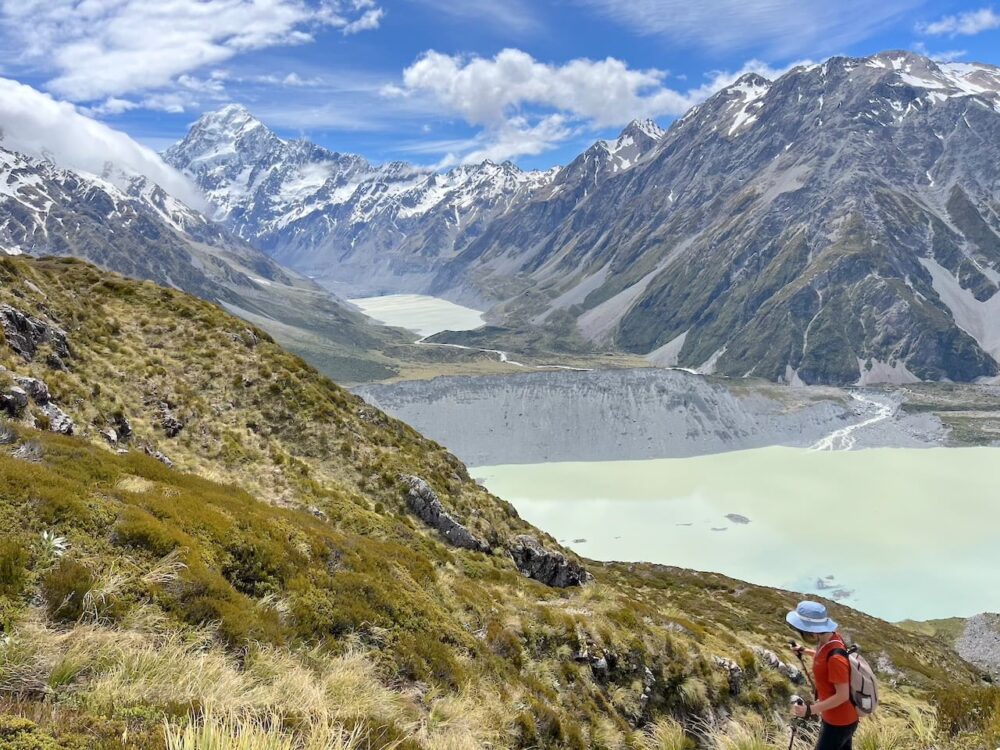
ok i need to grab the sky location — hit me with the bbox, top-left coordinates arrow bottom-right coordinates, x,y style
1,0 -> 1000,171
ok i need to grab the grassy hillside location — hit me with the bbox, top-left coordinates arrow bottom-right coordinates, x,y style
0,256 -> 996,749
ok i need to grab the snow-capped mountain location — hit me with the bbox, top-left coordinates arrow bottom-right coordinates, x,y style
166,106 -> 663,298
0,137 -> 406,381
436,51 -> 1000,385
0,144 -> 268,297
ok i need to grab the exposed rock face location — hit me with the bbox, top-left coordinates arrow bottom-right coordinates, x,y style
112,413 -> 133,443
0,304 -> 70,363
956,613 -> 1000,679
509,535 -> 592,588
401,474 -> 490,553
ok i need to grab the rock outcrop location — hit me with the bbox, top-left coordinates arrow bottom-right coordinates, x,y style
159,404 -> 184,437
753,647 -> 804,684
143,445 -> 174,468
401,475 -> 490,553
40,403 -> 74,435
1,386 -> 28,417
713,656 -> 745,695
509,535 -> 592,588
14,376 -> 50,404
0,304 -> 71,364
2,374 -> 73,433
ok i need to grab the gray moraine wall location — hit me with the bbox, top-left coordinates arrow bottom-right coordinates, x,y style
354,369 -> 945,466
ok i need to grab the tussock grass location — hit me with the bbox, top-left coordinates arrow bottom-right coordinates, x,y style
163,708 -> 366,750
641,717 -> 693,750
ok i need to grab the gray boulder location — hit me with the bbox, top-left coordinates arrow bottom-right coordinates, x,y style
14,376 -> 50,404
509,535 -> 592,588
401,474 -> 490,553
0,304 -> 71,363
1,386 -> 29,417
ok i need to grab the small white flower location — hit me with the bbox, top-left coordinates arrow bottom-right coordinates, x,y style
39,530 -> 68,557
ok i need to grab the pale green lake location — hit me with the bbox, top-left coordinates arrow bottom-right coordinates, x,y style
349,294 -> 485,338
475,447 -> 1000,621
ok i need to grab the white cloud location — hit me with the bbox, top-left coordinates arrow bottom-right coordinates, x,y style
0,77 -> 204,207
917,7 -> 1000,36
0,0 -> 384,102
396,49 -> 691,129
434,115 -> 574,168
343,7 -> 385,34
912,42 -> 968,62
407,0 -> 539,34
391,49 -> 808,163
572,0 -> 919,56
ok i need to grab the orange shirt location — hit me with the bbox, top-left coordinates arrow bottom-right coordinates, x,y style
813,634 -> 859,726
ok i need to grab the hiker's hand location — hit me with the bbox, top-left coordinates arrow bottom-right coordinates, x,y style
789,643 -> 813,657
791,702 -> 808,719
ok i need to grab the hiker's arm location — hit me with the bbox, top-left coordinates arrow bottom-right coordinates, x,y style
788,643 -> 815,657
810,682 -> 851,715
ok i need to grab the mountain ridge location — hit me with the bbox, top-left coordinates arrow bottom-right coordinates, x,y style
166,51 -> 1000,386
433,51 -> 1000,385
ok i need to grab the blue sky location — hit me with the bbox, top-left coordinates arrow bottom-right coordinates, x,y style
2,0 -> 1000,170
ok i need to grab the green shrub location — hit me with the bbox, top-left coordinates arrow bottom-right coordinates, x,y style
394,632 -> 466,688
222,536 -> 288,598
114,507 -> 190,556
0,716 -> 62,750
40,559 -> 94,623
933,685 -> 1000,736
0,540 -> 29,597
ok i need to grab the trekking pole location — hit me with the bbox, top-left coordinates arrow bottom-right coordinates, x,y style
788,696 -> 805,750
788,640 -> 817,695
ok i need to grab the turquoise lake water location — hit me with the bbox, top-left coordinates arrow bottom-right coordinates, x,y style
476,447 -> 1000,621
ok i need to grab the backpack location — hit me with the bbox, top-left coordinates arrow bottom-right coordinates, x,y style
828,645 -> 879,716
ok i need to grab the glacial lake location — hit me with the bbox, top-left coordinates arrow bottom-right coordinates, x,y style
349,294 -> 485,338
475,447 -> 1000,622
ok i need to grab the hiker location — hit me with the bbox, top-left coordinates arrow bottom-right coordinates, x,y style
786,601 -> 859,750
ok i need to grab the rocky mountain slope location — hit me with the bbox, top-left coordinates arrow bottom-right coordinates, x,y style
0,255 -> 994,749
436,52 -> 1000,386
902,614 -> 1000,680
165,105 -> 559,298
0,138 -> 413,382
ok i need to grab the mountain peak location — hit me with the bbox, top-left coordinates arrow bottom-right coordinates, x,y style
620,118 -> 666,142
732,72 -> 771,89
191,103 -> 267,137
